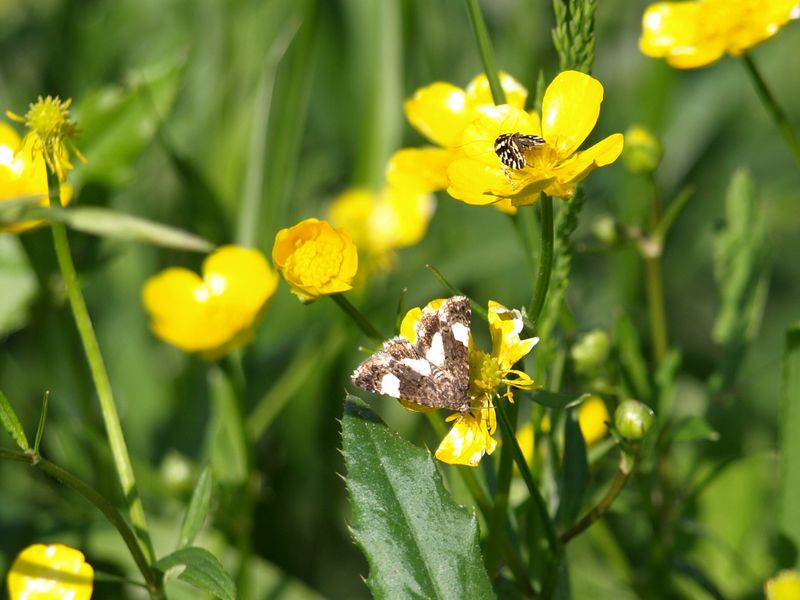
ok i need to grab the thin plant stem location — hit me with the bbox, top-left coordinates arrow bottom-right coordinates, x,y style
329,293 -> 384,342
0,448 -> 162,599
741,53 -> 800,167
425,264 -> 489,323
527,195 -> 555,326
463,0 -> 506,105
46,170 -> 156,566
645,176 -> 668,365
486,401 -> 517,574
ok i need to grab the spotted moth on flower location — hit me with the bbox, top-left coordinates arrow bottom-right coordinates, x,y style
351,296 -> 472,412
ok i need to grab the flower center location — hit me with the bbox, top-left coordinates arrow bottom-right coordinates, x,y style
288,238 -> 344,287
24,96 -> 74,143
469,350 -> 502,397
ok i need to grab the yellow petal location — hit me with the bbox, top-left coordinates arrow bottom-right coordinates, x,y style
404,82 -> 472,148
203,245 -> 278,316
386,147 -> 453,192
553,133 -> 624,186
399,299 -> 446,343
639,2 -> 704,58
578,395 -> 610,445
488,300 -> 539,370
727,0 -> 800,54
435,410 -> 497,467
465,71 -> 528,109
541,71 -> 603,158
765,570 -> 800,600
446,157 -> 510,206
7,544 -> 93,600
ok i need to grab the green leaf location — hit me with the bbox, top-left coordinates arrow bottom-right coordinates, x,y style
155,547 -> 235,600
779,324 -> 800,567
0,390 -> 29,451
341,395 -> 495,600
178,467 -> 213,549
209,367 -> 248,486
529,390 -> 589,410
558,410 -> 589,527
615,315 -> 652,402
669,416 -> 719,444
0,235 -> 37,335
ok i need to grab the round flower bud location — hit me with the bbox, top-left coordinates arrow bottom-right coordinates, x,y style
621,125 -> 662,175
571,330 -> 611,373
614,400 -> 655,440
592,215 -> 619,246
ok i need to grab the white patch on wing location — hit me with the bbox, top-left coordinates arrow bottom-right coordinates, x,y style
379,373 -> 401,397
426,332 -> 445,366
451,322 -> 470,347
401,358 -> 432,376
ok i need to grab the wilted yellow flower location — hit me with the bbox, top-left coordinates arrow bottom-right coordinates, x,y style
272,218 -> 358,302
640,0 -> 800,69
6,96 -> 84,182
6,543 -> 93,600
388,72 -> 529,215
578,395 -> 610,445
766,570 -> 800,600
143,245 -> 278,359
327,185 -> 434,273
447,71 -> 623,205
0,121 -> 72,233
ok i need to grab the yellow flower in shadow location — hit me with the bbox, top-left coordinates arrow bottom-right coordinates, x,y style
143,245 -> 278,360
578,395 -> 610,445
447,71 -> 624,206
327,185 -> 434,274
388,72 -> 529,215
272,218 -> 358,302
765,570 -> 800,600
0,121 -> 72,233
6,544 -> 93,600
640,0 -> 800,69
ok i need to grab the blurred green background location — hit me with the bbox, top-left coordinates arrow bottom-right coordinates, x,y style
1,0 -> 799,598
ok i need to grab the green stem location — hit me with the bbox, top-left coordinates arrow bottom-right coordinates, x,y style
644,177 -> 668,365
463,0 -> 506,105
741,53 -> 800,167
527,195 -> 554,326
46,171 -> 156,566
425,264 -> 489,323
559,454 -> 635,544
486,402 -> 517,574
329,294 -> 384,342
0,448 -> 162,598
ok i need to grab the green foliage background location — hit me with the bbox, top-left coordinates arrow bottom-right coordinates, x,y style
1,0 -> 799,597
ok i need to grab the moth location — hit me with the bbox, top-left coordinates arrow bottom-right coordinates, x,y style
494,133 -> 545,170
351,296 -> 471,412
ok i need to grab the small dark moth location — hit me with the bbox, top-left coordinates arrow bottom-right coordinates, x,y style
494,133 -> 545,170
351,296 -> 471,412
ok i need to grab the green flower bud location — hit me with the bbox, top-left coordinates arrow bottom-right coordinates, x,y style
571,330 -> 611,373
592,215 -> 619,246
622,125 -> 662,175
160,450 -> 194,492
614,400 -> 655,440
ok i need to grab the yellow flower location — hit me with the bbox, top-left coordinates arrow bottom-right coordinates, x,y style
327,185 -> 434,273
388,72 -> 529,215
447,71 -> 624,205
766,570 -> 800,600
6,543 -> 93,600
6,96 -> 84,182
272,218 -> 358,302
0,121 -> 72,233
640,0 -> 800,69
578,395 -> 610,445
143,245 -> 278,360
396,299 -> 538,466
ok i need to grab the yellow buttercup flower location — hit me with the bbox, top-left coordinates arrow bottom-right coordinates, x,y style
578,395 -> 610,445
766,570 -> 800,600
327,185 -> 434,273
447,71 -> 624,205
6,543 -> 93,600
6,96 -> 84,182
0,121 -> 72,233
640,0 -> 800,69
388,72 -> 529,215
272,218 -> 358,302
143,245 -> 278,360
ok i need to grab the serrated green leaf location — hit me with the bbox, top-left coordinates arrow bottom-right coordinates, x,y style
178,467 -> 213,549
558,410 -> 589,527
779,324 -> 800,567
341,396 -> 495,600
155,546 -> 235,600
0,390 -> 29,451
669,416 -> 719,444
209,367 -> 248,485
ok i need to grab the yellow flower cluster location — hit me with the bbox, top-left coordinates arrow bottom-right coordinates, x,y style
640,0 -> 800,68
0,121 -> 72,233
6,544 -> 93,600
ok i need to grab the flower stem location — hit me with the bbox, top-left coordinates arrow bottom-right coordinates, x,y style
741,53 -> 800,167
0,448 -> 163,598
46,170 -> 156,566
645,177 -> 668,365
559,453 -> 635,544
329,293 -> 385,342
463,0 -> 506,105
527,195 -> 554,326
